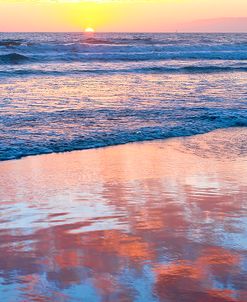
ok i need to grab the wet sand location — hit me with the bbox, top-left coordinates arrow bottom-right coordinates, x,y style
0,128 -> 247,302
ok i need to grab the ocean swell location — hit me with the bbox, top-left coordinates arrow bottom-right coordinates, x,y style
0,53 -> 31,64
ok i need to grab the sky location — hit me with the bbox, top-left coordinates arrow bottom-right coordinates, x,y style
0,0 -> 246,32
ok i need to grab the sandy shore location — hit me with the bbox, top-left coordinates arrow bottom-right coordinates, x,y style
0,127 -> 247,301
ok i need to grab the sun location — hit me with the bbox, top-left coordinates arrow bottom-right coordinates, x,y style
84,27 -> 95,33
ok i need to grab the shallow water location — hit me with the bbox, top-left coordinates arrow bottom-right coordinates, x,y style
0,33 -> 247,160
0,128 -> 246,302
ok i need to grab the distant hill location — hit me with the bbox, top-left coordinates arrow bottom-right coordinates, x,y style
180,17 -> 247,32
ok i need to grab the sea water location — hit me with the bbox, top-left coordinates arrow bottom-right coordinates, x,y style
0,32 -> 246,160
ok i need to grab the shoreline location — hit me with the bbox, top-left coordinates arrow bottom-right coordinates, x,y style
1,126 -> 246,163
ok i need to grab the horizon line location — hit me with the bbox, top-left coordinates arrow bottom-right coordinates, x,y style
1,31 -> 247,34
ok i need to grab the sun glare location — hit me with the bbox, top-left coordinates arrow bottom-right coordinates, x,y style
85,27 -> 95,33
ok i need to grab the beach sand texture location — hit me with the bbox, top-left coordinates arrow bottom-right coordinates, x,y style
0,128 -> 247,301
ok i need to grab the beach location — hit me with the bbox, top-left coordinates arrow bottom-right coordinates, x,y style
0,127 -> 246,301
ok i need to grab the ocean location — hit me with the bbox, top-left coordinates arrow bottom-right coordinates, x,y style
0,32 -> 247,160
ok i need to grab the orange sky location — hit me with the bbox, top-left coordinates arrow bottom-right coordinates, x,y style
0,0 -> 246,32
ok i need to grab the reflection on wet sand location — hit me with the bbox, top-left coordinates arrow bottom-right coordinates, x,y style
0,128 -> 247,302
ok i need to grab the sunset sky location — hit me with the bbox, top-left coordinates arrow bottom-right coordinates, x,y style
0,0 -> 246,32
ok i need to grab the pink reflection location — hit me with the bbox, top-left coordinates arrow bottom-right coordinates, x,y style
0,128 -> 246,301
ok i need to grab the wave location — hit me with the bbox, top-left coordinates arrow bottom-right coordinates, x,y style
0,65 -> 246,77
56,50 -> 247,62
1,112 -> 246,161
0,39 -> 25,47
139,65 -> 247,73
0,53 -> 31,64
83,37 -> 121,45
82,36 -> 156,45
1,50 -> 247,66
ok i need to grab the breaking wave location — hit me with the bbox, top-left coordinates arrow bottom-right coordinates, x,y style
1,107 -> 247,161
